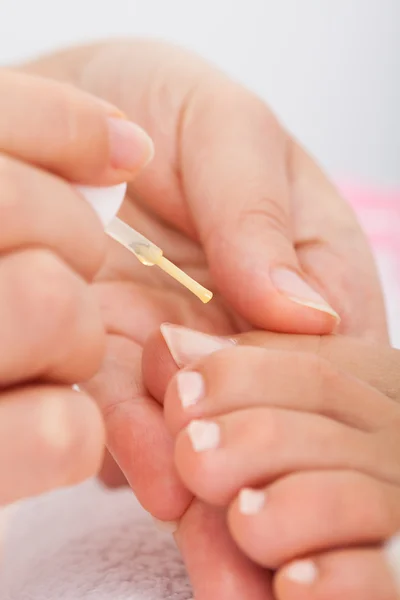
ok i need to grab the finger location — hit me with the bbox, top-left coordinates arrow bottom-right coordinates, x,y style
0,384 -> 105,505
0,69 -> 153,184
0,249 -> 105,386
275,547 -> 398,600
175,498 -> 274,600
228,470 -> 400,568
182,81 -> 339,334
174,408 -> 375,506
0,155 -> 107,279
290,142 -> 388,342
83,333 -> 192,521
98,449 -> 127,488
143,325 -> 400,406
163,346 -> 396,435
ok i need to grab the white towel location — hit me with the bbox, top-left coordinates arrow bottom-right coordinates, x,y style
1,481 -> 192,599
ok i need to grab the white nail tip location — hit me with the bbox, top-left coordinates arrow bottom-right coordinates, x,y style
287,297 -> 341,321
284,560 -> 318,584
187,419 -> 220,452
153,518 -> 179,534
238,488 -> 265,515
385,533 -> 400,589
160,323 -> 233,367
177,371 -> 205,408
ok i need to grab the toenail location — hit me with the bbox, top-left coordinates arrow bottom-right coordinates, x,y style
177,371 -> 205,408
284,559 -> 318,584
238,488 -> 266,515
187,419 -> 220,452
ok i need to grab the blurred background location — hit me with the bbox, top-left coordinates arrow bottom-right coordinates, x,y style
0,0 -> 399,187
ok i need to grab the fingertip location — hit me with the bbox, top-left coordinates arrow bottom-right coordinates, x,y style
218,271 -> 338,335
106,117 -> 154,180
207,241 -> 339,334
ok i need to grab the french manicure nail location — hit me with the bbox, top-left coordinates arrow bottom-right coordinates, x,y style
153,518 -> 179,534
187,419 -> 220,452
107,117 -> 154,172
160,323 -> 234,368
238,488 -> 265,515
271,268 -> 340,321
385,533 -> 400,590
177,371 -> 205,408
284,560 -> 318,584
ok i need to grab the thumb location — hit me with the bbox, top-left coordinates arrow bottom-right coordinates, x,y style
0,69 -> 154,185
183,82 -> 339,334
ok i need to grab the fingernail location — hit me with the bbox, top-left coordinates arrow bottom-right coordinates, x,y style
177,371 -> 205,408
187,419 -> 220,452
385,533 -> 400,590
271,268 -> 340,321
153,518 -> 179,534
160,324 -> 234,368
107,117 -> 154,172
238,488 -> 265,515
284,560 -> 318,584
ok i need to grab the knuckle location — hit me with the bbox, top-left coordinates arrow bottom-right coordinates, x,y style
239,195 -> 290,237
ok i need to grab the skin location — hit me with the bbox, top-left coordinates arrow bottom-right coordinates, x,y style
20,40 -> 390,598
144,327 -> 400,599
0,68 -> 152,504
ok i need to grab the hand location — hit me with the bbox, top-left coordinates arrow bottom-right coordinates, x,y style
144,324 -> 400,600
23,40 -> 389,599
0,68 -> 152,505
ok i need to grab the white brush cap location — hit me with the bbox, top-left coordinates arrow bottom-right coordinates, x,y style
75,183 -> 127,228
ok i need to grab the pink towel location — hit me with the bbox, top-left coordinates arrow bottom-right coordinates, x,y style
340,183 -> 400,347
340,183 -> 400,256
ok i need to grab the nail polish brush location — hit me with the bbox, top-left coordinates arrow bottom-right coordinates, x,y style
75,183 -> 213,304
